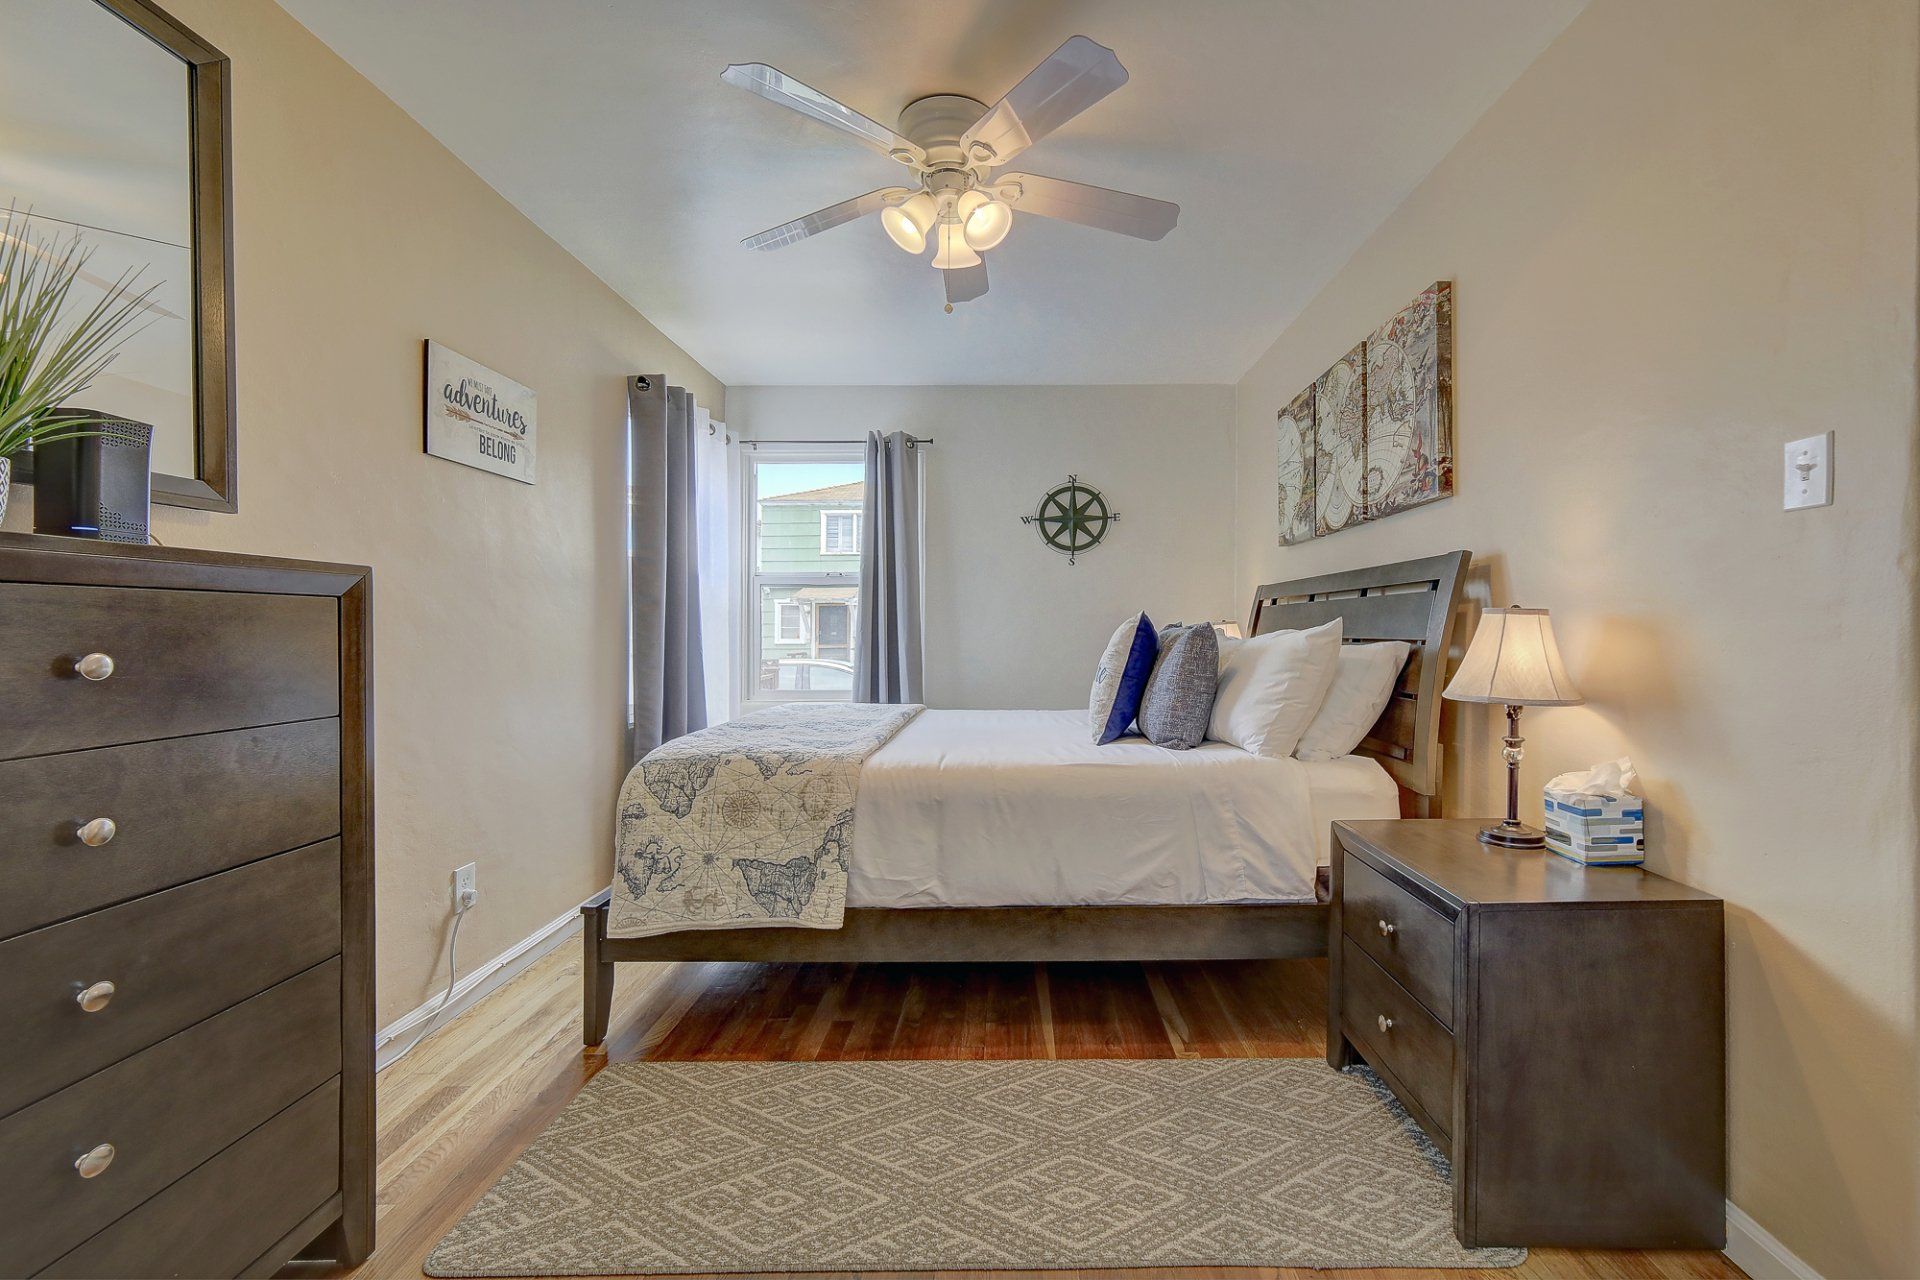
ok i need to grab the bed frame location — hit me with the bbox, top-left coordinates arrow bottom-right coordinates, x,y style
582,550 -> 1469,1045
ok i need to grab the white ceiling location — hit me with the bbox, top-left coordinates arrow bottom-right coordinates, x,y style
281,0 -> 1582,387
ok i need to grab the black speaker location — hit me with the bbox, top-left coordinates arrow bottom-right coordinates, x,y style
31,411 -> 153,543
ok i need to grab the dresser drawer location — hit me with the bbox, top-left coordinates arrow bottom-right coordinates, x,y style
0,840 -> 342,1117
0,721 -> 341,939
1342,937 -> 1454,1141
38,1078 -> 342,1280
1342,853 -> 1457,1027
0,960 -> 340,1276
0,584 -> 338,760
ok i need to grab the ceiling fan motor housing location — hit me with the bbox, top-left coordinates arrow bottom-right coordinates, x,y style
897,95 -> 990,171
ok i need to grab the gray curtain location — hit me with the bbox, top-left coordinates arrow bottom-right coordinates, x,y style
629,376 -> 706,761
853,430 -> 925,703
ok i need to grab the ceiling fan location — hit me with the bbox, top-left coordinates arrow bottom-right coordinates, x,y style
722,35 -> 1180,311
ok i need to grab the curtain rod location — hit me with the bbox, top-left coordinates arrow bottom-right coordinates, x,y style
735,436 -> 932,448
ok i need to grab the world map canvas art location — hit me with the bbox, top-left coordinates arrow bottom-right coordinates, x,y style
1314,341 -> 1369,536
1365,281 -> 1454,519
1275,386 -> 1316,544
1275,281 -> 1454,543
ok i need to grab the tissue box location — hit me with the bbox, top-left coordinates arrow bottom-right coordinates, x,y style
1543,790 -> 1645,865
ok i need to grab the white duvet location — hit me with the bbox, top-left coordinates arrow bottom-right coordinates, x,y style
847,709 -> 1399,909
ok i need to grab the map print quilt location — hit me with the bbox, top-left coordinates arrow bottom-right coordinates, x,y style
608,703 -> 923,938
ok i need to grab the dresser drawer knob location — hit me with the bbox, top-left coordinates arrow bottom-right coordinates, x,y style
1377,919 -> 1396,936
1377,1014 -> 1395,1034
75,981 -> 117,1013
74,1144 -> 116,1179
78,818 -> 118,847
74,652 -> 116,682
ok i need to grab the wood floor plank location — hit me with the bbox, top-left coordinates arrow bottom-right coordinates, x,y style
279,946 -> 1745,1280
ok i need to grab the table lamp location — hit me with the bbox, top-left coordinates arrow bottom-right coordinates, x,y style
1442,607 -> 1583,848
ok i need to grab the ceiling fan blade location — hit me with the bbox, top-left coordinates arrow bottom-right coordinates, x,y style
996,172 -> 1179,241
741,187 -> 913,251
722,63 -> 925,166
958,35 -> 1128,167
943,259 -> 989,306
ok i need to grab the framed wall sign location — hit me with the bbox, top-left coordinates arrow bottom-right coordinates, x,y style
424,340 -> 537,483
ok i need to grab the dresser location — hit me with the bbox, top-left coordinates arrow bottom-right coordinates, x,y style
0,534 -> 373,1278
1327,819 -> 1725,1250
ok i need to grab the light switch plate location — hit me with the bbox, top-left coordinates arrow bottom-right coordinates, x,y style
1784,432 -> 1833,510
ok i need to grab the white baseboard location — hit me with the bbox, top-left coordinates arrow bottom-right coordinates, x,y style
1725,1201 -> 1821,1280
375,896 -> 589,1071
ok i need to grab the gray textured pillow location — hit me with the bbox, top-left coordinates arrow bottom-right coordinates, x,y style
1138,623 -> 1219,749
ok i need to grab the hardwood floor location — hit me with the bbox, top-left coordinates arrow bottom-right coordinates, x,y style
282,945 -> 1744,1280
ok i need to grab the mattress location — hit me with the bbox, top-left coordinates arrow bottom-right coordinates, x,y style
847,708 -> 1400,909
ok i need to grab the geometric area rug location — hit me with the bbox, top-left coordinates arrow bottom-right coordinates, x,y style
425,1059 -> 1525,1275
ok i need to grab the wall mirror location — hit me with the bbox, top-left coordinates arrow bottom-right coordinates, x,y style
3,0 -> 236,511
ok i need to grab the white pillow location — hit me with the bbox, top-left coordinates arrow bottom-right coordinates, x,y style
1294,641 -> 1413,762
1206,617 -> 1344,758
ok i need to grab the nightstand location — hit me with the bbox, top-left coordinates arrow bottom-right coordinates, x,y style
1327,819 -> 1726,1250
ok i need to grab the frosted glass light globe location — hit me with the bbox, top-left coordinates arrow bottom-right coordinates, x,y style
881,192 -> 937,254
957,190 -> 1013,251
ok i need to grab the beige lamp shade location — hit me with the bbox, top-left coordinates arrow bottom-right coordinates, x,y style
1442,607 -> 1583,706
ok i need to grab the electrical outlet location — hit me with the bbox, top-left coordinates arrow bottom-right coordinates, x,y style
1784,432 -> 1833,510
453,862 -> 477,905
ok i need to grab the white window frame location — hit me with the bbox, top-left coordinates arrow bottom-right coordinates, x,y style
773,598 -> 808,644
820,509 -> 861,556
738,442 -> 864,709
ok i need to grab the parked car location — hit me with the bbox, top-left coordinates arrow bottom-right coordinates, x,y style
762,657 -> 854,692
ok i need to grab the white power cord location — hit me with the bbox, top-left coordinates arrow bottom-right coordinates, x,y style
384,887 -> 479,1069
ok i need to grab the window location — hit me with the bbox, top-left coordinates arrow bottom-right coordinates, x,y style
744,447 -> 864,703
820,510 -> 861,555
774,599 -> 807,644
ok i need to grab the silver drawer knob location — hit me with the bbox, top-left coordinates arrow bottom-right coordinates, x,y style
74,1144 -> 116,1178
78,818 -> 118,847
74,652 -> 116,681
76,981 -> 116,1013
1377,919 -> 1397,936
1377,1014 -> 1395,1033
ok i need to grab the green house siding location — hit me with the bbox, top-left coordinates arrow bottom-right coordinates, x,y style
758,500 -> 862,575
755,492 -> 861,691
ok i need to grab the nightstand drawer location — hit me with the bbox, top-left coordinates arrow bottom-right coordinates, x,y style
1342,853 -> 1457,1027
1342,937 -> 1454,1141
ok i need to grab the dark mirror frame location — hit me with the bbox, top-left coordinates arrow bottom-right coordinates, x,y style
15,0 -> 236,511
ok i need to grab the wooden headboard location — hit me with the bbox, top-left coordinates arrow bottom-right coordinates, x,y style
1247,550 -> 1470,810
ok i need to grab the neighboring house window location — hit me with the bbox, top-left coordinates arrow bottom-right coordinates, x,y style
774,599 -> 807,644
744,447 -> 864,703
821,510 -> 861,555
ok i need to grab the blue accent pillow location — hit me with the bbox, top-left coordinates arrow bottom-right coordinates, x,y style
1089,612 -> 1159,744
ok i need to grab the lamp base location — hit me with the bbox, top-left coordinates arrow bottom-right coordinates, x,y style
1478,820 -> 1547,849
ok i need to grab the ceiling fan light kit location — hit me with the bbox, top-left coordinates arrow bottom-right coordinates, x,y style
724,35 -> 1179,310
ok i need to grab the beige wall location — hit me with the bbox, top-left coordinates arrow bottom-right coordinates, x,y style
728,385 -> 1237,711
1229,1 -> 1918,1273
2,0 -> 724,1027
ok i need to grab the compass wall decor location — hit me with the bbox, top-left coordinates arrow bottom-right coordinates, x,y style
1022,475 -> 1119,564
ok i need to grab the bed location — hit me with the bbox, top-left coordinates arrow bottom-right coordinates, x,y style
582,551 -> 1468,1045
